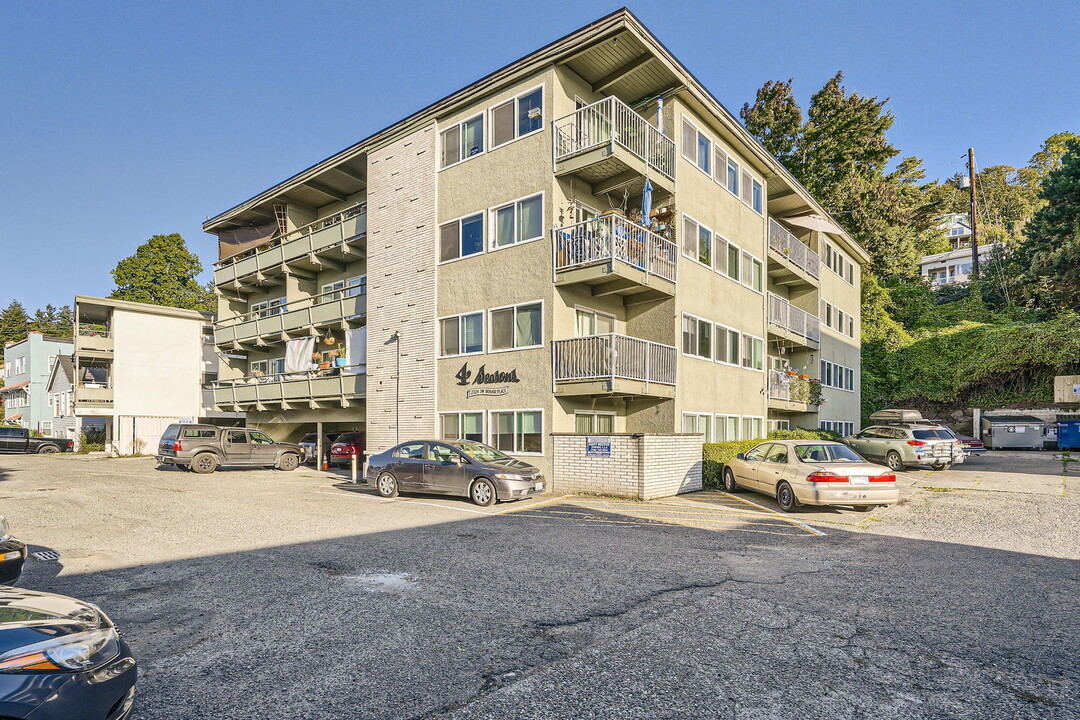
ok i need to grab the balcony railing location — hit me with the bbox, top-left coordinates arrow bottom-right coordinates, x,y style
552,334 -> 677,387
553,97 -> 676,180
769,218 -> 820,279
768,293 -> 820,343
554,215 -> 677,284
213,365 -> 366,407
214,203 -> 367,283
75,330 -> 113,355
74,385 -> 113,407
768,370 -> 819,406
215,287 -> 366,345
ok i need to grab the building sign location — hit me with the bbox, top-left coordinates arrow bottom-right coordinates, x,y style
1073,383 -> 1080,396
466,387 -> 508,398
456,362 -> 520,387
586,436 -> 612,457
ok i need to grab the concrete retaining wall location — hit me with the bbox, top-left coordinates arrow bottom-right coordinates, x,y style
551,433 -> 702,500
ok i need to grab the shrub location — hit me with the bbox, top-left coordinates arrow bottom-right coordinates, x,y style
77,428 -> 107,453
701,429 -> 840,488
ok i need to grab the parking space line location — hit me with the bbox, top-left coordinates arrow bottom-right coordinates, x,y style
493,494 -> 576,515
313,490 -> 492,515
702,493 -> 827,536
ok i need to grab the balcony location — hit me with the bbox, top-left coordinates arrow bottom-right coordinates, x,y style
75,328 -> 113,358
553,215 -> 677,301
767,293 -> 820,349
552,334 -> 677,398
213,367 -> 366,410
74,385 -> 113,412
553,97 -> 676,196
768,370 -> 820,413
215,289 -> 366,349
214,203 -> 367,292
768,218 -> 820,287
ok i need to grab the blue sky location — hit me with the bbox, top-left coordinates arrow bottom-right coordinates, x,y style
1,0 -> 1076,311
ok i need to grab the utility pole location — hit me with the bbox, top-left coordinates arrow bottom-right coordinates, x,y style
968,148 -> 979,276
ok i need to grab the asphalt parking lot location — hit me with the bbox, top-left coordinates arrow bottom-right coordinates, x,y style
0,451 -> 1077,719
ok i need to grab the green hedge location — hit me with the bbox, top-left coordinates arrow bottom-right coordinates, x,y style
701,429 -> 840,488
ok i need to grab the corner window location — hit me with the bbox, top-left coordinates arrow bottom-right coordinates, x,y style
490,302 -> 542,351
490,87 -> 543,149
440,313 -> 483,357
439,213 -> 484,262
492,410 -> 542,454
492,194 -> 543,249
440,114 -> 484,168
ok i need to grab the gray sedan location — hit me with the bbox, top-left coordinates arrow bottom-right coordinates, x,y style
365,440 -> 545,506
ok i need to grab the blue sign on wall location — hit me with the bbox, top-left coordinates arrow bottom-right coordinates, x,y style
585,436 -> 612,457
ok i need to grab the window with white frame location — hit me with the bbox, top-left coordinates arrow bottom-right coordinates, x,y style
740,333 -> 764,371
769,419 -> 791,432
575,308 -> 614,337
440,412 -> 483,442
322,275 -> 366,302
820,420 -> 855,436
491,194 -> 543,250
681,117 -> 712,175
820,359 -> 855,391
726,242 -> 740,282
714,414 -> 740,441
490,302 -> 542,351
740,170 -> 753,205
490,87 -> 543,149
575,411 -> 615,434
713,323 -> 739,365
250,297 -> 286,318
491,410 -> 542,454
726,158 -> 739,196
682,412 -> 712,441
681,215 -> 715,267
741,416 -> 765,441
440,114 -> 484,168
250,358 -> 285,377
712,145 -> 728,184
440,312 -> 483,357
439,213 -> 484,262
681,314 -> 712,360
40,421 -> 51,434
824,243 -> 854,285
752,179 -> 763,214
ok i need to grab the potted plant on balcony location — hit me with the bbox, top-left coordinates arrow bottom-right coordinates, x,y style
808,379 -> 825,407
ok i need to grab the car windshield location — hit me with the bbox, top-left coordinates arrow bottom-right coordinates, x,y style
452,440 -> 511,463
913,428 -> 952,440
336,432 -> 362,443
795,443 -> 865,463
300,433 -> 317,444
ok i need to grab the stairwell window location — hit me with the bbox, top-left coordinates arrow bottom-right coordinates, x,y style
490,87 -> 543,150
490,301 -> 542,351
440,114 -> 484,168
439,213 -> 485,263
492,193 -> 543,250
440,312 -> 483,357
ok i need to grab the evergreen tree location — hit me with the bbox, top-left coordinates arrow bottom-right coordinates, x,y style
29,304 -> 74,337
110,234 -> 215,312
0,301 -> 30,345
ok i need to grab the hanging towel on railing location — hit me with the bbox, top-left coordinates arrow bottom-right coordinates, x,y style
285,336 -> 316,374
346,327 -> 366,373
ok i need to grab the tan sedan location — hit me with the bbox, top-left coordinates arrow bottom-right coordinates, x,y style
722,440 -> 899,512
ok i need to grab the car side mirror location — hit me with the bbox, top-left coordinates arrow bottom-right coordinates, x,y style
452,456 -> 467,465
735,453 -> 746,460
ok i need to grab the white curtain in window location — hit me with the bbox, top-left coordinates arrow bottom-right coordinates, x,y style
519,195 -> 542,241
515,304 -> 541,347
495,206 -> 515,248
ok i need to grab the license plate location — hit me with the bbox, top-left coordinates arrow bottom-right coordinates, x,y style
534,482 -> 544,491
849,476 -> 869,485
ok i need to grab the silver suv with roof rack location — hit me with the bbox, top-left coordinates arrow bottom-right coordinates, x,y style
842,409 -> 967,472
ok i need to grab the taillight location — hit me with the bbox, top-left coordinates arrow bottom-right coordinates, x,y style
870,472 -> 895,482
907,440 -> 926,446
806,472 -> 847,482
173,440 -> 183,452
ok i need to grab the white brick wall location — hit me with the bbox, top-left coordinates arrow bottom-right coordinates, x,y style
551,434 -> 702,500
366,124 -> 438,453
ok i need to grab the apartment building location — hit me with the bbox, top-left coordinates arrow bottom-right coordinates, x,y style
204,9 -> 868,479
70,296 -> 242,454
1,332 -> 73,433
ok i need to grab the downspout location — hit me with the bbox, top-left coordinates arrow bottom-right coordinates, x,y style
655,96 -> 664,134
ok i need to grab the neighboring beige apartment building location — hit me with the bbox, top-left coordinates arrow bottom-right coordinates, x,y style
204,9 -> 868,479
69,296 -> 242,454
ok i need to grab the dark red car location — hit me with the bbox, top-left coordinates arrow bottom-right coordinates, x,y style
330,431 -> 366,467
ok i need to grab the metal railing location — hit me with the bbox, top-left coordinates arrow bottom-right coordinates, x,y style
768,293 -> 821,343
552,334 -> 677,387
768,218 -> 820,278
768,370 -> 812,404
213,364 -> 366,406
214,203 -> 367,279
553,215 -> 677,284
552,97 -> 676,180
214,286 -> 366,345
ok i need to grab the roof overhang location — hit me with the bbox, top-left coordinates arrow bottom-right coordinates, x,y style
75,295 -> 213,323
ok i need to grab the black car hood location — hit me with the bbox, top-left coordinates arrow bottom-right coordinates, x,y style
0,587 -> 108,655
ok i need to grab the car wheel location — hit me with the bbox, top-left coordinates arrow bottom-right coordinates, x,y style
277,453 -> 300,471
776,481 -> 798,512
376,472 -> 399,498
37,445 -> 59,454
886,451 -> 904,472
722,467 -> 740,492
470,478 -> 496,507
190,453 -> 218,474
852,505 -> 877,512
930,463 -> 952,471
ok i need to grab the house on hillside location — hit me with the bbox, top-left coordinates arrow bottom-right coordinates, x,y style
919,213 -> 1000,285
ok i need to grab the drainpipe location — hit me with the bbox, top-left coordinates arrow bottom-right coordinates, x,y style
655,96 -> 664,134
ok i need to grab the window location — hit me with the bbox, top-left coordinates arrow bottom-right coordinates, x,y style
201,372 -> 218,388
680,116 -> 711,175
492,194 -> 543,249
251,297 -> 287,318
490,302 -> 542,351
752,179 -> 763,214
726,242 -> 740,282
575,308 -> 615,337
739,334 -> 763,371
682,412 -> 712,441
712,146 -> 727,184
393,443 -> 426,459
751,257 -> 763,292
742,416 -> 764,441
227,430 -> 247,444
714,324 -> 730,364
696,131 -> 711,175
825,243 -> 854,285
250,358 -> 285,377
683,215 -> 715,266
769,419 -> 791,432
847,316 -> 855,338
575,411 -> 615,434
740,170 -> 753,205
440,114 -> 484,168
250,431 -> 273,445
440,412 -> 483,442
439,213 -> 484,262
726,158 -> 739,195
820,360 -> 855,391
491,410 -> 542,454
697,223 -> 712,266
741,252 -> 753,288
682,315 -> 712,360
714,415 -> 739,442
490,87 -> 543,149
440,312 -> 483,356
820,420 -> 855,437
